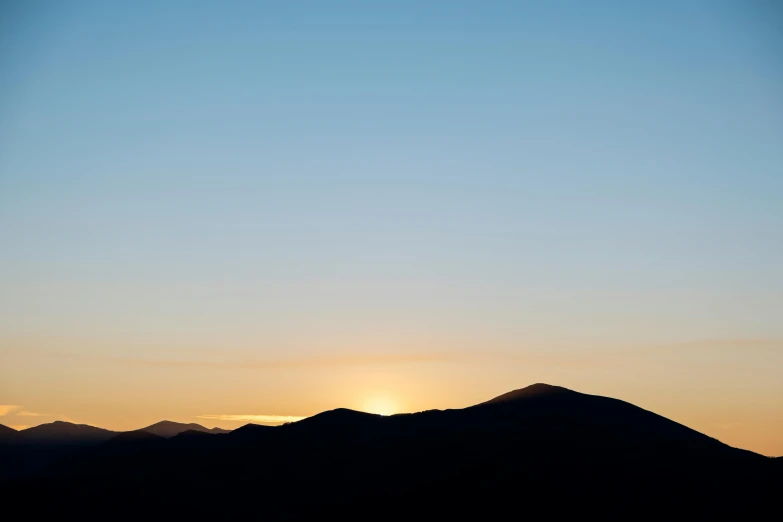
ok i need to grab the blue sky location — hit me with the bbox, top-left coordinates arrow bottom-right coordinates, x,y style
0,1 -> 782,453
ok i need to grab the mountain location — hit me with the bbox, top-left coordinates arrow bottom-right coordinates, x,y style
168,429 -> 221,449
228,423 -> 275,436
140,421 -> 230,438
0,424 -> 17,441
92,429 -> 167,457
172,429 -> 212,439
3,384 -> 779,520
107,429 -> 166,444
17,421 -> 116,445
463,383 -> 749,456
0,421 -> 116,481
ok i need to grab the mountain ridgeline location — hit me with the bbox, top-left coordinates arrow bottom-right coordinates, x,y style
140,421 -> 230,438
1,384 -> 779,520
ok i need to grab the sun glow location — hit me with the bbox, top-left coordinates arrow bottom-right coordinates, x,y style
363,395 -> 397,416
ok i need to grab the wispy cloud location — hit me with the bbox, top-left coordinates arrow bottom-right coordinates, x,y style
715,422 -> 742,430
196,414 -> 306,424
0,405 -> 22,416
17,410 -> 50,417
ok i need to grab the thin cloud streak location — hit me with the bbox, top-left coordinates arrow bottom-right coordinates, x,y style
17,410 -> 50,417
197,414 -> 306,424
0,405 -> 22,416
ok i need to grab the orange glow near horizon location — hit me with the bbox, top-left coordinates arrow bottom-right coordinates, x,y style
2,338 -> 783,456
362,395 -> 398,416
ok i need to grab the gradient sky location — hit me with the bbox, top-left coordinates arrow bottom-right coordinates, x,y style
1,1 -> 781,455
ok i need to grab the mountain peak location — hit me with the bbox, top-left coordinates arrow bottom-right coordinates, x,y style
145,420 -> 188,428
289,408 -> 382,431
17,421 -> 115,444
480,383 -> 574,405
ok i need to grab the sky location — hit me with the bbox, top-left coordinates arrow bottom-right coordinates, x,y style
0,1 -> 781,456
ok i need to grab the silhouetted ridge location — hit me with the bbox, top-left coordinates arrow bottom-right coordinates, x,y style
140,421 -> 228,438
226,423 -> 277,444
480,383 -> 574,405
173,429 -> 213,438
291,408 -> 381,429
0,424 -> 17,436
466,383 -> 751,459
108,430 -> 164,443
231,423 -> 276,434
301,408 -> 379,422
284,408 -> 384,443
18,421 -> 115,444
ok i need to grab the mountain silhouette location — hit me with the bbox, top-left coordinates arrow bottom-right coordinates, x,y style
221,422 -> 276,444
478,381 -> 572,403
140,420 -> 229,438
0,420 -> 228,480
17,421 -> 116,445
172,428 -> 214,439
2,384 -> 779,520
463,382 -> 750,457
0,421 -> 116,480
107,429 -> 166,444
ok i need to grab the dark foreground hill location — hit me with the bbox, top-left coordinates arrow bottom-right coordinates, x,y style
3,384 -> 779,520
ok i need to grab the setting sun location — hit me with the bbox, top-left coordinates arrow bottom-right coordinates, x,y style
362,396 -> 398,416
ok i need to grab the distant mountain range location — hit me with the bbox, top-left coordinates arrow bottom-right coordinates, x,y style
5,420 -> 116,444
0,419 -> 230,444
0,419 -> 231,480
2,384 -> 779,520
140,421 -> 230,438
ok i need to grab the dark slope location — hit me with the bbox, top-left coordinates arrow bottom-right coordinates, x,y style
464,383 -> 751,458
107,429 -> 166,444
0,424 -> 17,441
285,408 -> 385,442
228,422 -> 275,436
76,430 -> 167,461
140,421 -> 229,438
34,430 -> 169,480
5,384 -> 780,520
173,429 -> 213,439
222,422 -> 276,444
168,429 -> 232,452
